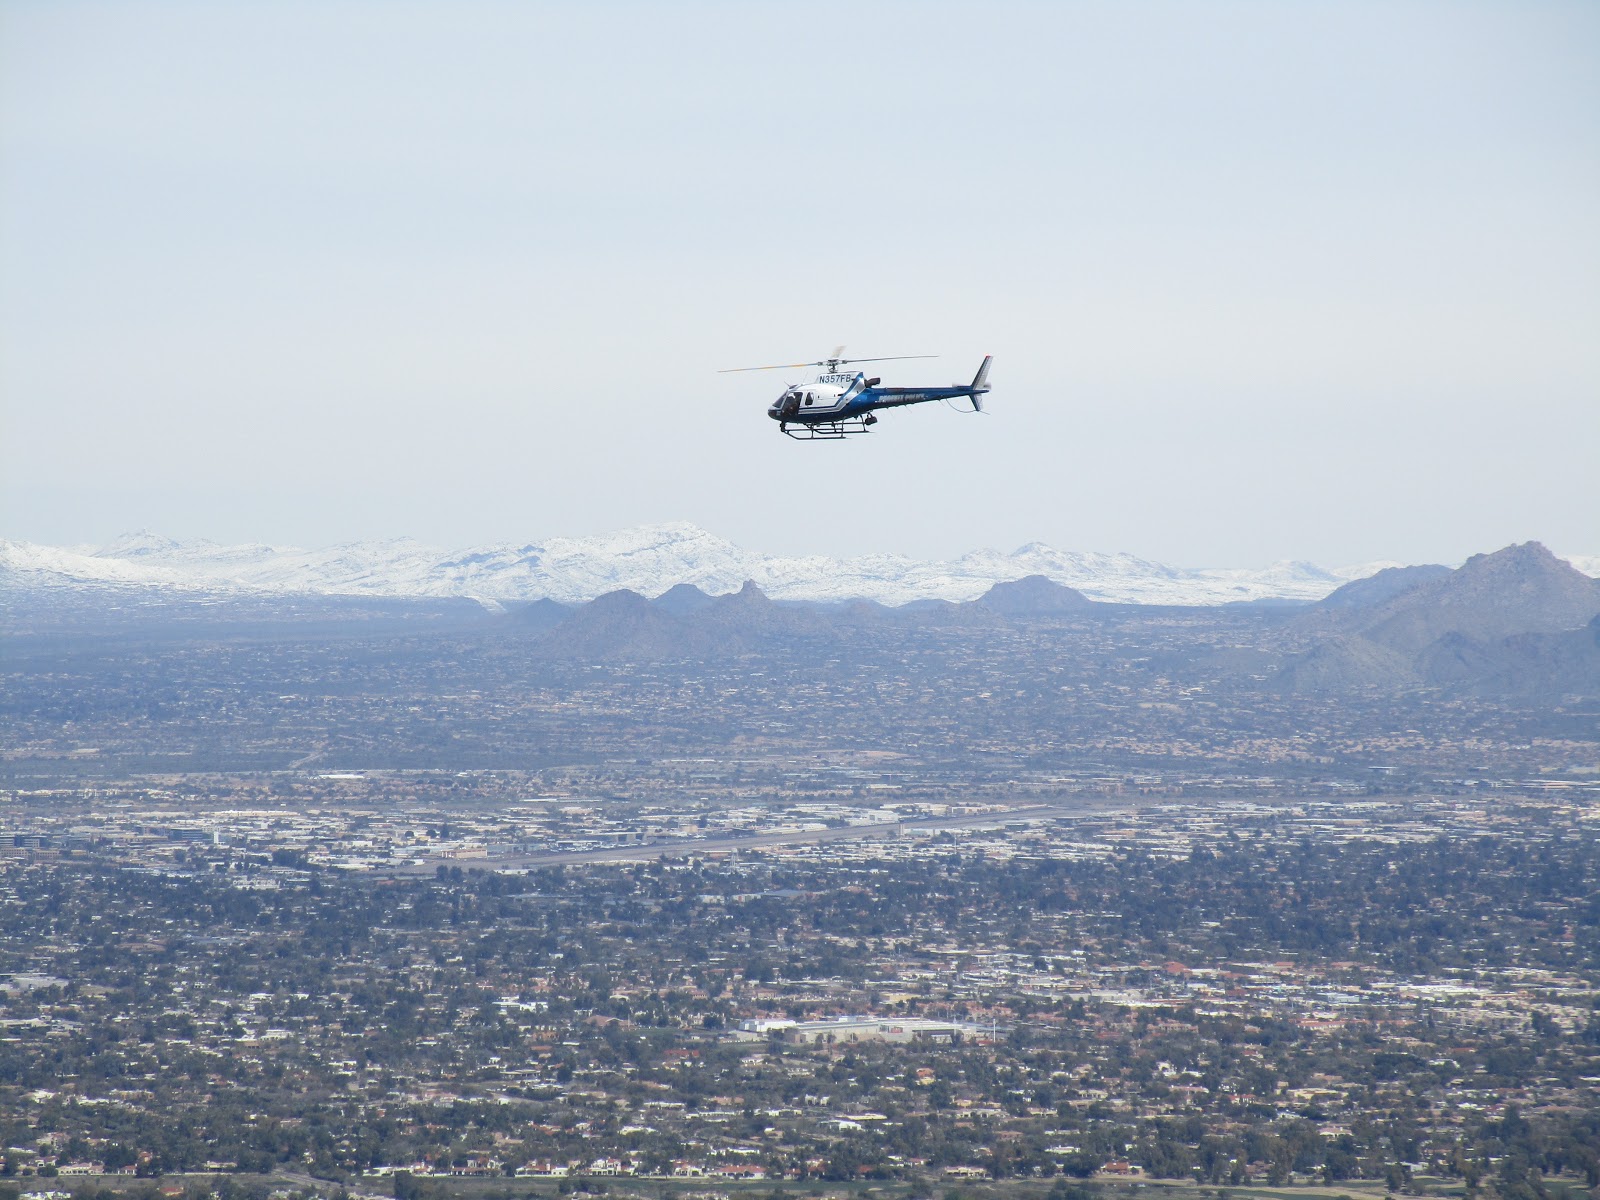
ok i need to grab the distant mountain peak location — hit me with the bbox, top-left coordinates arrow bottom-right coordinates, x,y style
1317,564 -> 1452,610
976,574 -> 1094,615
1351,540 -> 1600,655
1458,540 -> 1576,579
652,582 -> 717,616
97,530 -> 191,557
589,588 -> 651,612
706,580 -> 781,625
1441,541 -> 1597,601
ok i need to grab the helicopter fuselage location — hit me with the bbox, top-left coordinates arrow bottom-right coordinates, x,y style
768,357 -> 992,439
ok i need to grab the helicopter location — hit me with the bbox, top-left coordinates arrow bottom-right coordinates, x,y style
720,348 -> 993,439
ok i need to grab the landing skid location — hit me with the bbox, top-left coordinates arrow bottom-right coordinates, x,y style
780,416 -> 877,440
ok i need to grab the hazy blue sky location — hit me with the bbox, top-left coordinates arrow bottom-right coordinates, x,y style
3,1 -> 1596,567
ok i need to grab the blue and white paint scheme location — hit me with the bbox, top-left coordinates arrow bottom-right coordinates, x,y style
721,351 -> 993,440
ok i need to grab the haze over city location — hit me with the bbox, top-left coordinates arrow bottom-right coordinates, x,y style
3,2 -> 1597,568
5,7 -> 1600,1195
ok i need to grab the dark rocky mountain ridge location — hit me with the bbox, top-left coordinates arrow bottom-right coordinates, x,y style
1316,563 -> 1453,609
1276,542 -> 1600,696
975,574 -> 1096,615
520,543 -> 1600,699
1354,541 -> 1600,654
651,582 -> 717,616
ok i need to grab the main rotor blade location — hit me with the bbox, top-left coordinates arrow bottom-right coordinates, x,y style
717,362 -> 820,373
717,353 -> 940,373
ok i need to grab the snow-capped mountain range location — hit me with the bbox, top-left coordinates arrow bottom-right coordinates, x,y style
2,524 -> 1595,608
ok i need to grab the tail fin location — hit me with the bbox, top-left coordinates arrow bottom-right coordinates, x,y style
969,355 -> 992,412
